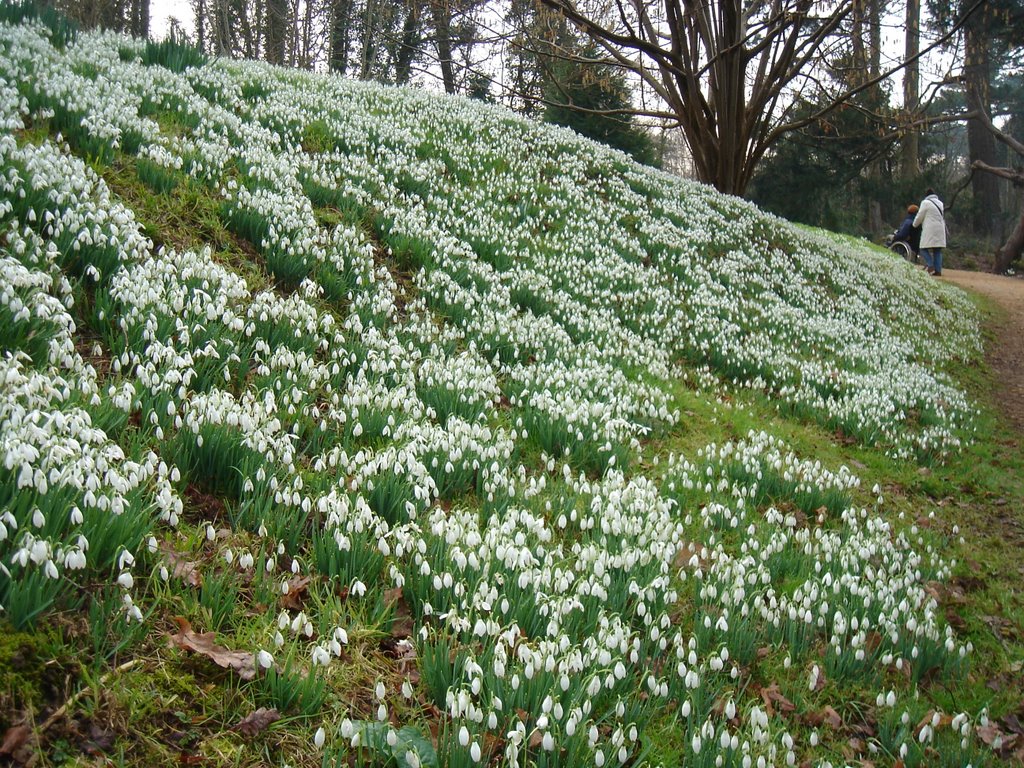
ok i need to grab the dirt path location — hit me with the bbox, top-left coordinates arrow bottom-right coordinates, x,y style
943,269 -> 1024,431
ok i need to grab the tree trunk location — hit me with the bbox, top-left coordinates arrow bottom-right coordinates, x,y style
193,0 -> 206,52
213,0 -> 232,56
101,0 -> 125,31
901,0 -> 920,178
138,0 -> 149,38
850,0 -> 866,86
237,0 -> 255,59
394,4 -> 420,85
868,0 -> 880,74
994,202 -> 1024,274
329,0 -> 353,73
866,0 -> 883,233
433,1 -> 456,93
300,0 -> 314,69
265,0 -> 288,64
964,12 -> 1002,240
359,0 -> 377,78
127,0 -> 149,38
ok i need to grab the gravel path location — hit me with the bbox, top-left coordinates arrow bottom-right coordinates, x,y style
943,269 -> 1024,432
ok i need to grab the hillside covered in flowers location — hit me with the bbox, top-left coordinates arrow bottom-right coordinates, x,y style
0,9 -> 1006,768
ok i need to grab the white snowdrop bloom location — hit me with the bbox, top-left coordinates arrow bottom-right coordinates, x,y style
808,665 -> 820,690
314,727 -> 325,749
0,26 -> 983,763
258,650 -> 274,669
311,645 -> 331,666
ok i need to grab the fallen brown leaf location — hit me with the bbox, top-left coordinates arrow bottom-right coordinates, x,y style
977,722 -> 1005,748
83,721 -> 115,755
850,720 -> 876,738
231,707 -> 280,737
168,617 -> 258,680
0,724 -> 31,756
802,705 -> 841,730
1002,714 -> 1024,737
280,575 -> 312,610
760,682 -> 795,717
160,541 -> 202,587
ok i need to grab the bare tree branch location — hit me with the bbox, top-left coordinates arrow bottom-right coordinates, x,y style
767,0 -> 985,142
972,160 -> 1024,184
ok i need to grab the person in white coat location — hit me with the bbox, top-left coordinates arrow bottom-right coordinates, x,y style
912,188 -> 947,276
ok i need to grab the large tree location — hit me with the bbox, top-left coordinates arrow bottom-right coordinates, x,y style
535,0 -> 979,196
901,0 -> 921,178
533,0 -> 855,194
970,97 -> 1024,274
928,0 -> 1023,240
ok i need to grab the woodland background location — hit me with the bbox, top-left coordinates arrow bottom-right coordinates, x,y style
51,0 -> 1024,269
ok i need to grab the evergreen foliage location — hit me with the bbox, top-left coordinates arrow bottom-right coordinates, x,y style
543,38 -> 658,166
749,89 -> 956,237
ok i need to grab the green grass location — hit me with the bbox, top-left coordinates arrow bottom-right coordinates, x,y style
11,221 -> 1023,768
4,49 -> 1022,767
603,287 -> 1024,766
97,156 -> 271,293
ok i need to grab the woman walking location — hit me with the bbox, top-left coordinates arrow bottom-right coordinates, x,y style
913,188 -> 947,276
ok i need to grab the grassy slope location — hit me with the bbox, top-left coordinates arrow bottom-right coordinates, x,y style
0,18 -> 1022,768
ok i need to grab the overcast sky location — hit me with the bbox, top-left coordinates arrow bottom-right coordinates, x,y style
151,0 -> 194,39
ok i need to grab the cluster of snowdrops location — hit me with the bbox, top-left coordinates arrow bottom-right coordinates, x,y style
0,17 -> 991,768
